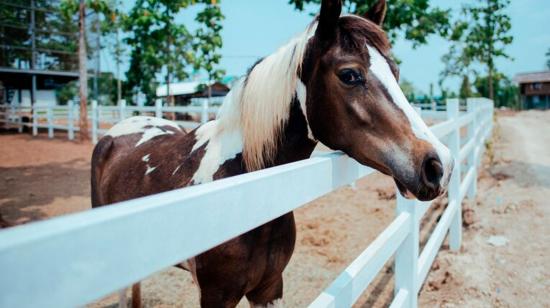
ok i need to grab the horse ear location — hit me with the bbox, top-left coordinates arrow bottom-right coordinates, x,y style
365,0 -> 387,26
315,0 -> 342,42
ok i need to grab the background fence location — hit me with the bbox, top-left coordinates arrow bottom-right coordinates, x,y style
0,98 -> 221,143
0,98 -> 493,308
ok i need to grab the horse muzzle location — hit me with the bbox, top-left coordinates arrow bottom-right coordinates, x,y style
394,151 -> 454,202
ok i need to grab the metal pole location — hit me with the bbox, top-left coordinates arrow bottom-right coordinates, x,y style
30,0 -> 37,112
94,11 -> 100,101
116,22 -> 121,104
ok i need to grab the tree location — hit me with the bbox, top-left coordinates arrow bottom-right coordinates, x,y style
193,2 -> 225,101
399,79 -> 416,102
439,26 -> 475,88
474,73 -> 518,108
441,0 -> 513,101
289,0 -> 451,47
459,75 -> 473,99
61,0 -> 114,140
124,0 -> 221,104
78,0 -> 89,140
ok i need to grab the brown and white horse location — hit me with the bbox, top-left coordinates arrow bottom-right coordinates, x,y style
91,0 -> 453,306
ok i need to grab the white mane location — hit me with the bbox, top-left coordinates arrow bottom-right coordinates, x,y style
217,22 -> 317,171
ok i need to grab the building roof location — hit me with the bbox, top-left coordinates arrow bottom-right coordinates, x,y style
513,71 -> 550,84
156,81 -> 202,97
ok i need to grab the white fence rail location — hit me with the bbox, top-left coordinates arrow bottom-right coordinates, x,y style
0,98 -> 494,308
0,98 -> 221,143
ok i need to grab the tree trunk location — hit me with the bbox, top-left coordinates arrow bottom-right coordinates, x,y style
486,0 -> 495,102
488,66 -> 494,102
78,0 -> 89,141
116,28 -> 121,103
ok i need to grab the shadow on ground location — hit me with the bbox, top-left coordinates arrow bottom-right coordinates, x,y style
0,158 -> 91,224
488,160 -> 550,189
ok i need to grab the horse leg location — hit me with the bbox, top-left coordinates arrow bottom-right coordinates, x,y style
131,283 -> 141,308
198,284 -> 245,308
246,275 -> 284,308
195,261 -> 248,308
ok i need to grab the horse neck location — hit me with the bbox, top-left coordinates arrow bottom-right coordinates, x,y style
266,96 -> 317,168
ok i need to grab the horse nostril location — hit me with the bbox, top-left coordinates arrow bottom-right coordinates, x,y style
422,156 -> 444,189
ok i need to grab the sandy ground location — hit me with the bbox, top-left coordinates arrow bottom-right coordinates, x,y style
419,110 -> 550,307
0,110 -> 548,307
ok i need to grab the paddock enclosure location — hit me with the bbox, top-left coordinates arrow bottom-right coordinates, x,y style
0,98 -> 494,308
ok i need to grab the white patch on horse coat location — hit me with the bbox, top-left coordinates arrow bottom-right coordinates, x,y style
135,126 -> 174,147
191,120 -> 243,184
145,165 -> 156,175
251,299 -> 283,308
106,116 -> 181,147
366,44 -> 453,186
142,153 -> 156,175
296,80 -> 316,141
192,120 -> 217,152
172,164 -> 181,176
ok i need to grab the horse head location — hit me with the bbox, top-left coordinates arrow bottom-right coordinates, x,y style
300,0 -> 454,201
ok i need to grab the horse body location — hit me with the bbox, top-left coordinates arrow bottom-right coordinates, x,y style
92,96 -> 315,306
92,1 -> 455,306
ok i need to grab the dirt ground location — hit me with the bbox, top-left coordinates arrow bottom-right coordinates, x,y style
419,110 -> 550,307
0,110 -> 548,307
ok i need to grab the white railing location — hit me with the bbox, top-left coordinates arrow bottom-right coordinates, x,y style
0,98 -> 493,308
0,98 -> 221,143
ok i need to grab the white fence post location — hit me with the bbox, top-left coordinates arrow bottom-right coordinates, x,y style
17,105 -> 23,133
119,99 -> 126,121
4,104 -> 9,129
446,99 -> 461,251
47,103 -> 54,139
67,100 -> 75,140
394,195 -> 419,308
201,98 -> 209,124
466,99 -> 477,199
9,103 -> 14,129
92,100 -> 98,144
32,106 -> 38,136
155,99 -> 163,118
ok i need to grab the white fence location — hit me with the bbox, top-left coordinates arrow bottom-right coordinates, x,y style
0,98 -> 221,143
0,98 -> 494,308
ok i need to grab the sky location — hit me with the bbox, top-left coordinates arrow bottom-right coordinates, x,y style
106,0 -> 550,95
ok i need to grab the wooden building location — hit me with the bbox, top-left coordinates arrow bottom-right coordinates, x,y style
156,81 -> 230,106
1,0 -> 100,106
514,71 -> 550,109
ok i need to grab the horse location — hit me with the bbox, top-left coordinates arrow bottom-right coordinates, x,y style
91,0 -> 453,306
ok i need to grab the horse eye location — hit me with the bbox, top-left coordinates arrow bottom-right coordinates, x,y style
338,68 -> 364,86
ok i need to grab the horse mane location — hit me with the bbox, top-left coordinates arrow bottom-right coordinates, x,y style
218,22 -> 318,171
216,15 -> 390,172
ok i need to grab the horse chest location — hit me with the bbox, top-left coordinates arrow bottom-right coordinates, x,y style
193,213 -> 296,290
